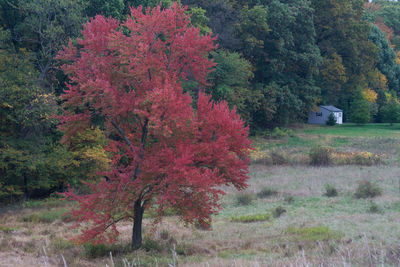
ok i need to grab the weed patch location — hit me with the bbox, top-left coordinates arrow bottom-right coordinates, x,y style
235,193 -> 254,206
22,208 -> 70,223
257,187 -> 278,198
272,206 -> 286,218
286,226 -> 343,242
368,202 -> 383,214
354,180 -> 382,199
0,224 -> 16,233
324,184 -> 338,197
309,145 -> 333,166
231,213 -> 271,223
84,243 -> 130,258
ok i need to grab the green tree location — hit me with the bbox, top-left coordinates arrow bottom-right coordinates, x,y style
86,0 -> 124,20
0,0 -> 87,92
368,24 -> 400,94
312,0 -> 379,117
207,50 -> 255,123
326,113 -> 337,126
381,99 -> 400,125
350,89 -> 371,124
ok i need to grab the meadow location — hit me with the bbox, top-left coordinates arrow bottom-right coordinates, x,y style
1,123 -> 400,266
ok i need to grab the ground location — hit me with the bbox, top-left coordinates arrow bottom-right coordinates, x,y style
1,123 -> 400,266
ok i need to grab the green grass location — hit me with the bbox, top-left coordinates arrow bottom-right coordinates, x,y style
22,208 -> 70,223
231,213 -> 271,223
299,123 -> 400,138
285,226 -> 343,242
0,224 -> 16,233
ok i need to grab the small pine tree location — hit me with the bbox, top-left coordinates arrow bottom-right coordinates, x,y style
326,113 -> 336,126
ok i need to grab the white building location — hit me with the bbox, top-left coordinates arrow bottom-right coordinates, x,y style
308,105 -> 343,125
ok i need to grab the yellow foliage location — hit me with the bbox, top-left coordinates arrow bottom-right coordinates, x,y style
331,151 -> 386,166
362,88 -> 378,103
69,128 -> 111,179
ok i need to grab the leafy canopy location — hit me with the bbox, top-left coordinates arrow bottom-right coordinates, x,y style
58,3 -> 251,247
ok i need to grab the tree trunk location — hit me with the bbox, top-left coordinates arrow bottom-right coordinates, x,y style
132,199 -> 144,250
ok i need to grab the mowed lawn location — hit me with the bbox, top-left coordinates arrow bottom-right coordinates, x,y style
300,123 -> 400,138
1,123 -> 400,266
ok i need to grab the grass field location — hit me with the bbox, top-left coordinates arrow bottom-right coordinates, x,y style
1,123 -> 400,266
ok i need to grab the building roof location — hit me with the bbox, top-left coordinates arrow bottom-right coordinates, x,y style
320,105 -> 342,112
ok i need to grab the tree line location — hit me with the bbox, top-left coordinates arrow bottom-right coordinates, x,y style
1,0 -> 400,202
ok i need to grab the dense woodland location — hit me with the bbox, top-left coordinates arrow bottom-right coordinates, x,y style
1,0 -> 400,203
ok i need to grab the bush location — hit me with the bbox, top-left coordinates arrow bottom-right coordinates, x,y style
84,243 -> 129,258
309,145 -> 333,166
269,127 -> 294,139
159,229 -> 170,240
175,242 -> 196,256
324,184 -> 338,197
231,213 -> 271,223
142,238 -> 163,252
368,202 -> 382,214
354,180 -> 382,199
270,150 -> 289,165
257,187 -> 278,198
272,206 -> 286,218
84,244 -> 109,258
235,193 -> 253,206
326,113 -> 336,126
284,195 -> 295,204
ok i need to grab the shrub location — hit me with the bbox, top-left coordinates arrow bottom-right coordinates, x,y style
324,184 -> 338,197
235,193 -> 253,206
272,206 -> 286,218
354,180 -> 382,199
250,148 -> 272,165
284,195 -> 295,204
309,145 -> 333,166
231,213 -> 271,223
257,187 -> 278,198
368,202 -> 382,214
270,150 -> 289,165
84,243 -> 129,258
270,127 -> 294,139
159,229 -> 170,240
175,242 -> 196,256
326,113 -> 337,126
84,244 -> 109,258
331,151 -> 386,166
142,238 -> 163,252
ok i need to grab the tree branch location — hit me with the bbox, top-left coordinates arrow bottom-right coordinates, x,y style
111,120 -> 135,152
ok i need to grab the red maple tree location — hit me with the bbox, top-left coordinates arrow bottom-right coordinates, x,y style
58,3 -> 251,249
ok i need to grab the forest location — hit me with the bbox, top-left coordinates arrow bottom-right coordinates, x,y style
1,0 -> 400,205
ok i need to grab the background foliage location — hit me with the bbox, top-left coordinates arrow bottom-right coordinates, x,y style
1,0 -> 400,203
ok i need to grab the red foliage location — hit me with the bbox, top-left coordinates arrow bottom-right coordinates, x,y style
58,4 -> 251,245
375,18 -> 394,43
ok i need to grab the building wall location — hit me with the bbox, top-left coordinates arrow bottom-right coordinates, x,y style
333,112 -> 343,124
308,109 -> 343,124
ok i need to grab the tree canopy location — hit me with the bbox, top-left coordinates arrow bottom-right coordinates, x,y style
58,4 -> 251,248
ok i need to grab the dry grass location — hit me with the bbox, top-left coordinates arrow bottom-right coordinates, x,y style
2,125 -> 400,266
